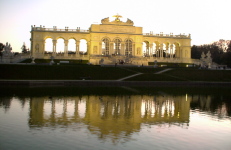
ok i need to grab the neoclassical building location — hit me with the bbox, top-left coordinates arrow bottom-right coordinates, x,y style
30,15 -> 196,65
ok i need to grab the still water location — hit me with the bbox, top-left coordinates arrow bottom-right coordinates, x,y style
0,87 -> 231,150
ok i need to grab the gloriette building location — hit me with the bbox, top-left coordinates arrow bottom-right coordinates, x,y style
30,14 -> 196,65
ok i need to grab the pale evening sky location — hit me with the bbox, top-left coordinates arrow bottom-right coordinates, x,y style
0,0 -> 230,52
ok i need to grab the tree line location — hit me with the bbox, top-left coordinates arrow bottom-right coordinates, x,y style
191,42 -> 231,67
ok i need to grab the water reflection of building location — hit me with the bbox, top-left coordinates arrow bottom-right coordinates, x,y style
28,95 -> 191,141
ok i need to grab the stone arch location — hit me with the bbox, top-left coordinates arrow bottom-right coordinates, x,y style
143,40 -> 150,56
78,38 -> 88,54
44,36 -> 53,40
153,41 -> 160,57
163,42 -> 170,57
124,38 -> 133,42
68,38 -> 77,54
112,37 -> 123,42
56,36 -> 65,40
101,37 -> 111,42
68,37 -> 77,41
79,37 -> 89,42
44,37 -> 53,53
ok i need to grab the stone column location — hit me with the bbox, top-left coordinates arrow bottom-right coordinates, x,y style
149,44 -> 153,57
156,44 -> 159,57
99,41 -> 102,55
76,40 -> 80,56
42,40 -> 45,54
109,42 -> 114,55
166,44 -> 169,58
87,42 -> 90,55
121,42 -> 125,56
160,44 -> 163,58
179,46 -> 182,58
132,43 -> 135,56
30,39 -> 33,56
170,44 -> 173,58
64,40 -> 68,55
175,44 -> 180,58
52,40 -> 57,55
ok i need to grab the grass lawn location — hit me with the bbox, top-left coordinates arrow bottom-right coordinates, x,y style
125,67 -> 231,81
165,68 -> 231,81
0,64 -> 135,80
20,59 -> 89,64
148,62 -> 197,67
1,64 -> 231,81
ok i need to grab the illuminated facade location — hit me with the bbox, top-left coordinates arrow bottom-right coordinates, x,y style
30,14 -> 196,65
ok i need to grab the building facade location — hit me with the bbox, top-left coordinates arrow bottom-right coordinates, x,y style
30,15 -> 196,65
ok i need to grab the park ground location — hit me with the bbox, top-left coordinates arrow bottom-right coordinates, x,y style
1,62 -> 231,82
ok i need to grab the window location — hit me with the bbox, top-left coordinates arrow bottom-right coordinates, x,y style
102,38 -> 109,55
125,39 -> 132,56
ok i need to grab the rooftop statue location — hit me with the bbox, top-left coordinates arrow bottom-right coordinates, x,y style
113,13 -> 122,21
2,42 -> 13,57
101,14 -> 134,26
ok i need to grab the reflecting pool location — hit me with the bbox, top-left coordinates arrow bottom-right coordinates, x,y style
0,87 -> 231,150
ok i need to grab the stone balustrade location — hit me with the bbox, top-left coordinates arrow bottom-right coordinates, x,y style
31,25 -> 89,33
143,33 -> 191,38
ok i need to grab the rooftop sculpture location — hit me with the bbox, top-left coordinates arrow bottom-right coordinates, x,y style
2,42 -> 13,57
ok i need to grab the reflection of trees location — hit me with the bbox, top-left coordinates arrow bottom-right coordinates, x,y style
190,94 -> 230,119
0,96 -> 30,112
0,97 -> 12,112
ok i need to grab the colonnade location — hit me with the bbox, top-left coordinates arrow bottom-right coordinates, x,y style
144,43 -> 180,58
42,39 -> 87,55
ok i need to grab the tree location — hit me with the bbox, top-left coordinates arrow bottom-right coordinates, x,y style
226,41 -> 231,52
191,44 -> 223,65
21,42 -> 29,53
0,43 -> 4,57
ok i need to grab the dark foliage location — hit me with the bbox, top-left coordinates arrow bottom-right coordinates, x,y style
191,43 -> 231,67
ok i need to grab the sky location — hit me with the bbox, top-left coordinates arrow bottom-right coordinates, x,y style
0,0 -> 231,52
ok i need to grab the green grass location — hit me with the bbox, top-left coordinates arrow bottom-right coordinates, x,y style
124,68 -> 231,81
1,64 -> 231,81
0,64 -> 134,80
124,74 -> 186,81
165,68 -> 231,81
20,59 -> 89,64
148,62 -> 197,67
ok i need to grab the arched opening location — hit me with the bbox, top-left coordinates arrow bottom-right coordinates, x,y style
164,43 -> 170,57
57,38 -> 65,54
163,43 -> 167,57
114,39 -> 121,55
143,41 -> 149,57
153,43 -> 156,57
102,38 -> 109,55
45,38 -> 53,54
80,39 -> 87,55
68,39 -> 76,54
125,39 -> 132,56
154,42 -> 160,57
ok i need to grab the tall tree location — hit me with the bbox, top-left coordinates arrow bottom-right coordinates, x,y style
21,42 -> 29,53
0,43 -> 4,57
0,43 -> 4,52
